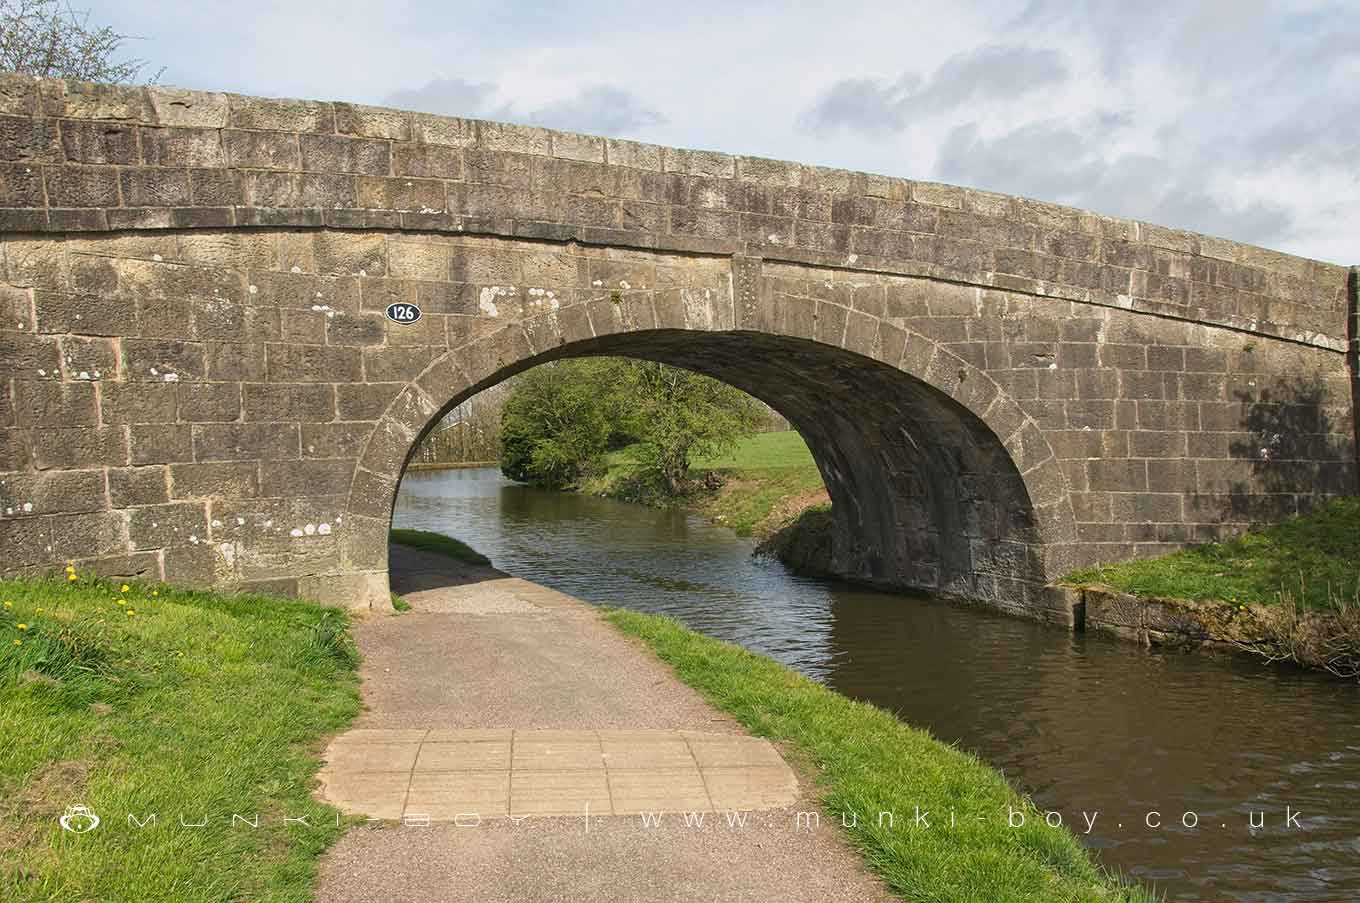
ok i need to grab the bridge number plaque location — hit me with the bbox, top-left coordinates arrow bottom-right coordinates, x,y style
385,302 -> 422,325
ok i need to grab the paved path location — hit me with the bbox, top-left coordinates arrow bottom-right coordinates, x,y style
313,543 -> 893,902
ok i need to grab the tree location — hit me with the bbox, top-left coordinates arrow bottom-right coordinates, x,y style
0,1 -> 160,83
617,361 -> 763,494
498,359 -> 622,488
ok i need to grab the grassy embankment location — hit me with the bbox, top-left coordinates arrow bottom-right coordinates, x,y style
605,608 -> 1154,903
583,430 -> 828,538
388,528 -> 491,566
0,572 -> 361,902
1063,498 -> 1360,674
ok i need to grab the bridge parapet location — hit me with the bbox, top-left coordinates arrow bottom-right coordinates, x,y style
0,75 -> 1349,352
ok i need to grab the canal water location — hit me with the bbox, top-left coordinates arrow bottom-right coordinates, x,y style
393,466 -> 1360,902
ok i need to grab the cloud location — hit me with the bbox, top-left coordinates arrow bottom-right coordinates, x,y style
936,120 -> 1294,247
803,44 -> 1068,134
382,79 -> 663,137
384,78 -> 499,119
521,85 -> 664,136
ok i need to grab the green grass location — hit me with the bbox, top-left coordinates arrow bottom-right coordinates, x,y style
1064,497 -> 1360,611
389,528 -> 491,566
0,573 -> 360,902
692,430 -> 818,470
588,431 -> 827,538
390,593 -> 412,613
604,608 -> 1153,903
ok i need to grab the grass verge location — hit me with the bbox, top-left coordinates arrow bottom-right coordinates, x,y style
1063,498 -> 1359,611
604,608 -> 1152,902
0,572 -> 360,902
389,528 -> 491,566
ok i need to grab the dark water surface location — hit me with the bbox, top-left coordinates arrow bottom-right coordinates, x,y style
394,467 -> 1360,902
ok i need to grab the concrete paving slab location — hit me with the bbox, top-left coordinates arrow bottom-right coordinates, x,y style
511,769 -> 612,817
415,740 -> 512,772
406,771 -> 510,818
607,767 -> 712,814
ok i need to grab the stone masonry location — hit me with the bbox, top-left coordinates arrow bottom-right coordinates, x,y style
0,75 -> 1354,622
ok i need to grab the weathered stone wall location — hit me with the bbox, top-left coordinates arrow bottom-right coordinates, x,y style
0,76 -> 1353,619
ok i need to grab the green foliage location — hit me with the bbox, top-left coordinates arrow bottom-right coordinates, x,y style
499,358 -> 764,495
499,359 -> 624,488
604,608 -> 1155,903
1064,497 -> 1360,611
389,528 -> 491,566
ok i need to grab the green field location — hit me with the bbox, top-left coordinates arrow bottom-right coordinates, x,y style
0,573 -> 360,902
1064,497 -> 1360,611
590,430 -> 827,537
605,608 -> 1155,903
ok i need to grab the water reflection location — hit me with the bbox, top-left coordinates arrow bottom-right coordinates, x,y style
394,467 -> 1360,902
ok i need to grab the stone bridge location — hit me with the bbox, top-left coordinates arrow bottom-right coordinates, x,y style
0,76 -> 1355,622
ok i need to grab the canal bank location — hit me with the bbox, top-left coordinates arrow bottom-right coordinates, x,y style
316,540 -> 1140,902
392,467 -> 1360,900
578,432 -> 1360,675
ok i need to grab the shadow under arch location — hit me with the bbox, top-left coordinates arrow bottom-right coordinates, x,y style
347,311 -> 1078,622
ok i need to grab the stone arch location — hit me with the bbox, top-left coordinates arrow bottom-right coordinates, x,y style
343,284 -> 1078,621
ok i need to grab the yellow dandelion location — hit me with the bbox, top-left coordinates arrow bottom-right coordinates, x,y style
16,624 -> 26,631
152,590 -> 159,597
2,601 -> 10,609
117,599 -> 126,606
121,584 -> 130,593
67,573 -> 77,581
65,565 -> 74,574
11,639 -> 20,646
126,609 -> 135,616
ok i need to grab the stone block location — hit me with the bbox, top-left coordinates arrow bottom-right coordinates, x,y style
298,569 -> 388,610
242,383 -> 335,422
170,462 -> 260,499
13,380 -> 96,426
335,103 -> 411,140
121,339 -> 206,382
107,465 -> 170,506
31,426 -> 127,469
0,467 -> 107,517
0,514 -> 53,566
44,166 -> 119,207
119,168 -> 191,207
227,95 -> 332,132
393,143 -> 462,179
147,86 -> 227,128
300,134 -> 391,175
192,422 -> 301,462
302,422 -> 373,459
49,510 -> 126,561
260,459 -> 355,497
265,343 -> 362,383
337,383 -> 402,420
224,129 -> 299,170
57,120 -> 135,164
129,423 -> 193,465
177,382 -> 242,422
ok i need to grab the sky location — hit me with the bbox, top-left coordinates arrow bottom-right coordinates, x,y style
99,0 -> 1359,263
